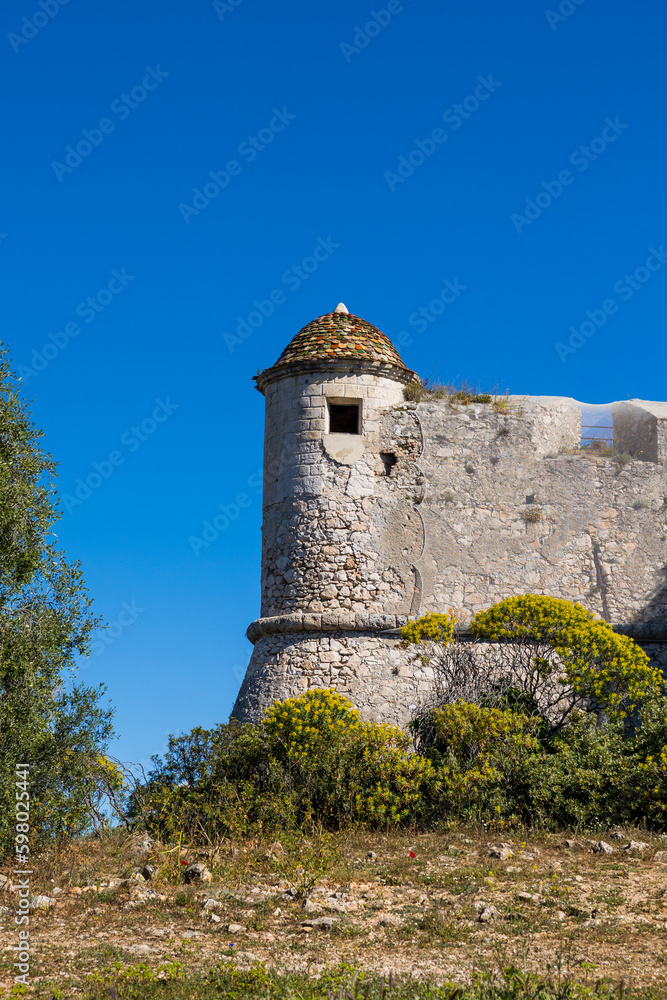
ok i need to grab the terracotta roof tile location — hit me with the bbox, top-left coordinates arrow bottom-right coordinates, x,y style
270,312 -> 407,370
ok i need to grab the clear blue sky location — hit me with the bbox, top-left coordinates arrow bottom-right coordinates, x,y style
3,0 -> 666,768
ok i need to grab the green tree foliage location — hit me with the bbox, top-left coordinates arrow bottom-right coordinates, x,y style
0,346 -> 114,851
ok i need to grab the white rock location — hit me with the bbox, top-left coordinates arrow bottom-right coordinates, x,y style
517,891 -> 542,904
488,846 -> 513,860
301,898 -> 323,913
301,916 -> 335,928
30,895 -> 56,910
624,841 -> 650,852
183,863 -> 212,885
123,833 -> 156,858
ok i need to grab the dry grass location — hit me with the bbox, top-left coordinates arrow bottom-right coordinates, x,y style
3,826 -> 667,997
403,379 -> 497,405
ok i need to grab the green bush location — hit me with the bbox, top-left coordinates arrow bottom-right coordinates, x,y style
133,692 -> 667,837
133,595 -> 667,838
522,712 -> 629,829
133,690 -> 435,839
421,701 -> 542,822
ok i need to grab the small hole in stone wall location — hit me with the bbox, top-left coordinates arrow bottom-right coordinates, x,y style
526,493 -> 535,504
381,452 -> 398,476
329,402 -> 360,434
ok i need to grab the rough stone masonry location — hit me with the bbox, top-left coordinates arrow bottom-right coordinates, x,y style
232,305 -> 667,727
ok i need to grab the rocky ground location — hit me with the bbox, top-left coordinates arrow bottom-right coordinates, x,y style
2,827 -> 667,996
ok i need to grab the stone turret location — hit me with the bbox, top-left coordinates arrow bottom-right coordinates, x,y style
232,306 -> 667,726
231,305 -> 425,723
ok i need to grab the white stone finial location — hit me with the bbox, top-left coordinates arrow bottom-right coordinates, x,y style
333,302 -> 349,314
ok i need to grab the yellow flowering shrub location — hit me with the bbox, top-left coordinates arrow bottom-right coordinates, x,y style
264,690 -> 432,826
345,722 -> 434,824
263,688 -> 360,763
400,612 -> 455,647
470,595 -> 661,719
136,678 -> 667,834
470,594 -> 597,641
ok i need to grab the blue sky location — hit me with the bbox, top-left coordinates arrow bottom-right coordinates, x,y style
3,0 -> 666,768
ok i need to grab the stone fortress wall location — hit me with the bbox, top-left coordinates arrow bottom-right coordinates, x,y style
233,385 -> 667,727
230,297 -> 667,727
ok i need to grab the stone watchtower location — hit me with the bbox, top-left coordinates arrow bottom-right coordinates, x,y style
232,305 -> 667,724
232,304 -> 427,723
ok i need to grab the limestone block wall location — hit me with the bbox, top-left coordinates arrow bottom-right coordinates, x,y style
378,396 -> 667,626
613,400 -> 667,465
233,391 -> 667,725
234,619 -> 435,725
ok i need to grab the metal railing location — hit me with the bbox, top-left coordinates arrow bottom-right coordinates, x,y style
580,421 -> 613,444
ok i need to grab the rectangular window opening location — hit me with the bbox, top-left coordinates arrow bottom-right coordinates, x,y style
328,401 -> 361,435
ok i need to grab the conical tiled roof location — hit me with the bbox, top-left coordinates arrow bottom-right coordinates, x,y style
271,309 -> 407,370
